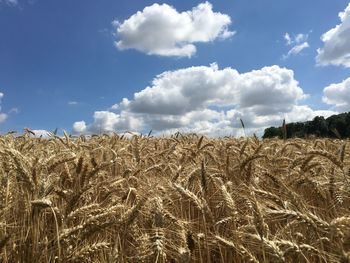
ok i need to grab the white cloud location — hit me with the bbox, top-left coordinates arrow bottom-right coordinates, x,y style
317,3 -> 350,67
73,111 -> 142,134
284,33 -> 308,46
0,0 -> 18,6
120,64 -> 306,116
323,77 -> 350,111
284,42 -> 309,58
295,33 -> 307,43
73,64 -> 336,137
9,107 -> 19,114
0,92 -> 7,124
0,113 -> 7,123
68,101 -> 78,105
284,105 -> 337,123
284,33 -> 292,45
73,121 -> 87,133
113,2 -> 234,57
110,104 -> 119,110
31,130 -> 50,138
283,32 -> 309,58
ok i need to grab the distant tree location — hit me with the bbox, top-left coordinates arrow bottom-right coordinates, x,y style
328,113 -> 348,138
263,112 -> 350,139
345,113 -> 350,136
309,116 -> 328,137
263,127 -> 282,139
286,122 -> 305,138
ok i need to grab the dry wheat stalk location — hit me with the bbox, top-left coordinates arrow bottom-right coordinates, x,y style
1,133 -> 350,262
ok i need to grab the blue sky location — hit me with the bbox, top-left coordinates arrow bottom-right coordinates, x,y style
1,0 -> 350,136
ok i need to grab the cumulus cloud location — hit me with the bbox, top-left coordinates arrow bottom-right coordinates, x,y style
283,33 -> 309,59
317,3 -> 350,67
73,64 -> 337,136
113,2 -> 234,57
120,64 -> 306,115
73,111 -> 142,134
323,77 -> 350,111
73,121 -> 87,133
284,106 -> 336,123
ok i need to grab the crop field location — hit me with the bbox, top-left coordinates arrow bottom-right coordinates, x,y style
0,132 -> 350,262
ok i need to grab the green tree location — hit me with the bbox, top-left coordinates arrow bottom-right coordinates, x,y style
263,127 -> 282,139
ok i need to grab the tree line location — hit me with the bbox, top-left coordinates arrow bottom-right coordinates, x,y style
263,111 -> 350,139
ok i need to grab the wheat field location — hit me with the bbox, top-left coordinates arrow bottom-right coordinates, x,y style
0,131 -> 350,262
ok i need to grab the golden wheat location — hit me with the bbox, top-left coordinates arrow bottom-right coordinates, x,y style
0,133 -> 349,262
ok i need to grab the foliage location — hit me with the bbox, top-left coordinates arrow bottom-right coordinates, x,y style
263,111 -> 350,139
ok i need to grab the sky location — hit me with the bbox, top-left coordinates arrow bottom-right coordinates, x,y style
1,0 -> 350,136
